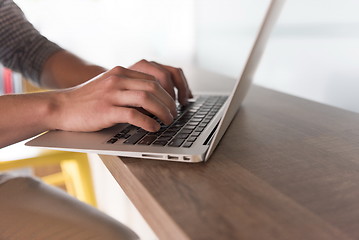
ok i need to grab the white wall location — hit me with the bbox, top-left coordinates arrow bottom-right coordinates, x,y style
15,0 -> 195,68
15,0 -> 359,113
256,0 -> 359,113
195,0 -> 359,113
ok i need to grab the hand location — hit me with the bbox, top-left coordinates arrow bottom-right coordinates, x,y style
50,66 -> 177,132
129,59 -> 193,106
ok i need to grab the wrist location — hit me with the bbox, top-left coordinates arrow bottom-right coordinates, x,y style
37,90 -> 66,131
0,91 -> 66,147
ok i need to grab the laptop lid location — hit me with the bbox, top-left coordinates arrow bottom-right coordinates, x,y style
205,0 -> 285,160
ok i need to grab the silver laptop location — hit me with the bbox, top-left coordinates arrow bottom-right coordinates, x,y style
26,0 -> 285,163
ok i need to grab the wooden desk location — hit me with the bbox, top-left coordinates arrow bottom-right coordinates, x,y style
100,85 -> 359,240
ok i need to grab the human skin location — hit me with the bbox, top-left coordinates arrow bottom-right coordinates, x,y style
0,50 -> 193,148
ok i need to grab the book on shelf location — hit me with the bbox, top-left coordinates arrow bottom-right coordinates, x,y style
0,65 -> 23,94
0,64 -> 3,94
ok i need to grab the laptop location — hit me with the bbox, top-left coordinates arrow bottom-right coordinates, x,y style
26,0 -> 285,163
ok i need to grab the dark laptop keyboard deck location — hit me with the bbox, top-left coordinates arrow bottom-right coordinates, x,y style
107,96 -> 227,148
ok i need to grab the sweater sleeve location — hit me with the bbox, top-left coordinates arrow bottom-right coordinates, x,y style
0,0 -> 63,85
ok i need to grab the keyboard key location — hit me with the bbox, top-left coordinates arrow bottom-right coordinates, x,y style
152,140 -> 167,146
173,123 -> 185,128
178,129 -> 192,135
187,137 -> 197,142
181,112 -> 194,118
121,125 -> 138,134
167,126 -> 181,132
114,133 -> 130,139
124,131 -> 147,144
115,133 -> 124,138
138,135 -> 158,145
187,122 -> 199,126
168,139 -> 185,147
107,138 -> 118,144
183,142 -> 193,148
191,132 -> 201,137
184,125 -> 196,130
137,129 -> 148,134
176,133 -> 190,139
147,131 -> 162,136
121,127 -> 131,134
196,127 -> 205,132
161,131 -> 177,137
176,119 -> 188,125
158,136 -> 172,141
193,118 -> 204,122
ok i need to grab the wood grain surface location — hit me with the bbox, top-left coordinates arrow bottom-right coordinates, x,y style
101,85 -> 359,240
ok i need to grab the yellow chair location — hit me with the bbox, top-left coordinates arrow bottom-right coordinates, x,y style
0,77 -> 96,207
0,150 -> 97,207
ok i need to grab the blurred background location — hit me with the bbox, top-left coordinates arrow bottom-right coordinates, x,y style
13,0 -> 359,113
1,0 -> 359,239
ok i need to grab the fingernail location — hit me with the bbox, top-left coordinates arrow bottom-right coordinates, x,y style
153,123 -> 161,132
169,113 -> 174,123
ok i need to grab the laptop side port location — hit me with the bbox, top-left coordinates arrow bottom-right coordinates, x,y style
142,154 -> 163,159
183,156 -> 191,161
168,155 -> 179,160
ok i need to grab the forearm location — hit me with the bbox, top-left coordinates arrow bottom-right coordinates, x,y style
0,59 -> 191,148
40,50 -> 107,89
0,92 -> 58,148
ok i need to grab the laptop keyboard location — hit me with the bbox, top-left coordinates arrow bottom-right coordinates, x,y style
106,96 -> 227,148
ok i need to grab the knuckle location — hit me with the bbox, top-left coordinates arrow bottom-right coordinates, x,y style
173,67 -> 182,77
124,108 -> 137,121
105,76 -> 119,87
112,66 -> 125,74
139,59 -> 148,65
136,91 -> 151,102
147,74 -> 156,81
147,81 -> 160,92
177,67 -> 183,74
157,70 -> 171,81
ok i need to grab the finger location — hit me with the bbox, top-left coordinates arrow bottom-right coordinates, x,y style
105,66 -> 156,81
113,77 -> 177,118
176,66 -> 193,98
156,63 -> 192,105
147,61 -> 176,100
130,60 -> 176,100
110,107 -> 161,132
113,90 -> 174,126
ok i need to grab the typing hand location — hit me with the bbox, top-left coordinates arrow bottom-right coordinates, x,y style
129,59 -> 193,106
50,66 -> 177,132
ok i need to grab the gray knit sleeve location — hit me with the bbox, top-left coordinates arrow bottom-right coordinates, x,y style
0,0 -> 63,85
